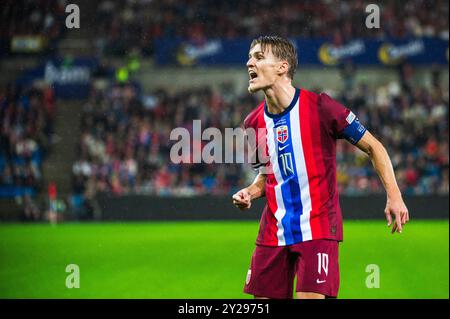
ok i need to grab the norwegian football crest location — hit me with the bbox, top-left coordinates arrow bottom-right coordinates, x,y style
276,125 -> 289,144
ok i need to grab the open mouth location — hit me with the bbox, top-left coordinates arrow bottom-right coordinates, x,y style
249,70 -> 258,82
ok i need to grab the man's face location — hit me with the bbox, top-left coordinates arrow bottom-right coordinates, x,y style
246,43 -> 282,93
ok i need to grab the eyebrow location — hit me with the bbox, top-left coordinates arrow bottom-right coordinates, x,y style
248,51 -> 264,58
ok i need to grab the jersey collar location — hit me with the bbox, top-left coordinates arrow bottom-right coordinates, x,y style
264,88 -> 300,119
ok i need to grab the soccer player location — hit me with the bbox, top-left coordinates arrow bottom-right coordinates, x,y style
232,36 -> 409,299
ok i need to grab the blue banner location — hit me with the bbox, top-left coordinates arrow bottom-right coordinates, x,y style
17,57 -> 99,99
154,37 -> 449,66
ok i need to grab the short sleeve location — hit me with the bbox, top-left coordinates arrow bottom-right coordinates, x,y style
243,107 -> 266,170
319,93 -> 366,144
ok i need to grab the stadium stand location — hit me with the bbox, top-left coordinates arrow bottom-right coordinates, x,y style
72,70 -> 448,199
0,0 -> 448,221
0,0 -> 67,56
0,83 -> 56,199
92,0 -> 449,57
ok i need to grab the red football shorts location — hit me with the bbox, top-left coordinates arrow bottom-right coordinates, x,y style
244,239 -> 340,299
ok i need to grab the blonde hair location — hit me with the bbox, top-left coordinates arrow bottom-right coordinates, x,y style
250,35 -> 298,79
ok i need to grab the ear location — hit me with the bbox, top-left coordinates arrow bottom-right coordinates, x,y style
277,60 -> 289,76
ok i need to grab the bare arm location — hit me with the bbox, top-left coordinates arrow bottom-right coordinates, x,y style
355,131 -> 410,233
232,173 -> 266,210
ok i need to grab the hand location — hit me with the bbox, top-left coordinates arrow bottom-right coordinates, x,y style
385,196 -> 409,234
232,188 -> 252,210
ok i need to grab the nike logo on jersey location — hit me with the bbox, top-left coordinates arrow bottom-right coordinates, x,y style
278,144 -> 289,151
316,279 -> 326,284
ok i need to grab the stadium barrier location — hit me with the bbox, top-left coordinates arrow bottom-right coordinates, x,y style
155,37 -> 449,66
16,57 -> 99,99
95,194 -> 449,221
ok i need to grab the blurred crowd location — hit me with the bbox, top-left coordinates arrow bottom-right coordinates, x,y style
0,83 -> 56,198
2,0 -> 448,58
73,66 -> 448,198
336,64 -> 448,195
73,81 -> 254,198
0,0 -> 67,53
1,0 -> 448,204
94,0 -> 449,56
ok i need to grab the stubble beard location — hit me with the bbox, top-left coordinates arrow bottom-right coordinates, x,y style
248,84 -> 261,94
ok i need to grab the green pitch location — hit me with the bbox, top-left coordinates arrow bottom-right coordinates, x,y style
0,220 -> 448,299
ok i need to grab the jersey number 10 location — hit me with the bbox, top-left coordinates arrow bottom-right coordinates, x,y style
279,153 -> 294,176
317,253 -> 329,276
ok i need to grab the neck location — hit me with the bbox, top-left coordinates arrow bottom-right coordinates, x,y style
264,82 -> 296,115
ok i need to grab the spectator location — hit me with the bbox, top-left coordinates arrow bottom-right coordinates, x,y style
0,83 -> 55,199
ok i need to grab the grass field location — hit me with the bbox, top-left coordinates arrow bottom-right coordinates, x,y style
0,220 -> 448,299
